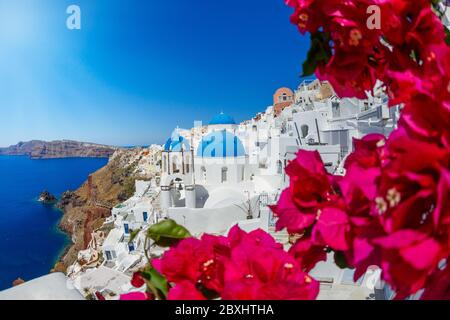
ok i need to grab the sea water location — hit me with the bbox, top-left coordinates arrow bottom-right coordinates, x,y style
0,156 -> 107,290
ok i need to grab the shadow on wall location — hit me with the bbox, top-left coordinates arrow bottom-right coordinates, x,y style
203,187 -> 246,209
168,205 -> 248,235
195,185 -> 209,208
171,188 -> 186,207
168,194 -> 262,235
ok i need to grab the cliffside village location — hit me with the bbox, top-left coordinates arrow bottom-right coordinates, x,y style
56,79 -> 399,300
0,79 -> 401,300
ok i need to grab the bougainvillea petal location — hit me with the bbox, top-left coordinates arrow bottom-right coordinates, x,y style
313,207 -> 350,251
167,281 -> 206,300
131,272 -> 145,288
119,292 -> 149,300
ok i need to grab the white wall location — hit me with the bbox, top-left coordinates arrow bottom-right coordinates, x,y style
292,110 -> 328,143
167,200 -> 260,235
194,157 -> 247,185
203,187 -> 246,209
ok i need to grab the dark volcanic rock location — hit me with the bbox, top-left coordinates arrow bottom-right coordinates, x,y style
57,191 -> 86,210
38,190 -> 57,204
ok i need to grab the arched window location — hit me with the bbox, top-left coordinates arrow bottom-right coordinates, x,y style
301,125 -> 309,139
221,167 -> 228,183
332,101 -> 341,118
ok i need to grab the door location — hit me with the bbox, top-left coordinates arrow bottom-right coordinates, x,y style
105,251 -> 112,261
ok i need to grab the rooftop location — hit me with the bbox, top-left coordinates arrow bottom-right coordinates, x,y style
0,273 -> 85,300
197,130 -> 245,158
103,228 -> 124,247
76,266 -> 133,297
209,112 -> 236,125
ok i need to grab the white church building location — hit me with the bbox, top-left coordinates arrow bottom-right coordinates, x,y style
159,112 -> 281,235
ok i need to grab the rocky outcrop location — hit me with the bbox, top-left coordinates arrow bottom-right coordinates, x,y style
38,191 -> 57,204
0,140 -> 117,159
57,191 -> 86,210
55,148 -> 155,271
12,278 -> 25,287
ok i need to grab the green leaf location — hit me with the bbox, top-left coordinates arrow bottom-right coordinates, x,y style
302,32 -> 332,77
147,219 -> 191,247
445,26 -> 450,46
196,283 -> 220,300
129,228 -> 140,243
141,266 -> 169,299
334,251 -> 350,269
431,0 -> 441,6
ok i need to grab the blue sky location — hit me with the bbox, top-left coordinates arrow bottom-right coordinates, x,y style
0,0 -> 310,147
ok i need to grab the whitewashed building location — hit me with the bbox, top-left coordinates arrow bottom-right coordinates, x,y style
1,79 -> 401,300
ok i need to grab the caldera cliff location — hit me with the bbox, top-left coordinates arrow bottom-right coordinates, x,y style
0,140 -> 117,159
54,148 -> 156,272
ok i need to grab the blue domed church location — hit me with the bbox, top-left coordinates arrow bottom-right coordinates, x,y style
208,112 -> 236,126
160,113 -> 253,210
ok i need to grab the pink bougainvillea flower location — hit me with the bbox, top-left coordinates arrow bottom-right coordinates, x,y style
286,0 -> 342,35
270,189 -> 317,234
404,7 -> 446,53
154,234 -> 228,295
131,272 -> 145,288
95,291 -> 105,301
119,292 -> 151,301
386,70 -> 424,107
156,225 -> 319,300
132,0 -> 450,301
282,0 -> 450,299
344,134 -> 386,170
385,126 -> 448,173
221,227 -> 319,300
400,96 -> 450,148
316,50 -> 380,99
339,165 -> 380,216
377,127 -> 449,233
152,238 -> 204,284
288,237 -> 327,272
227,224 -> 283,250
312,206 -> 351,251
221,276 -> 319,301
373,230 -> 448,299
287,150 -> 331,209
167,281 -> 206,300
434,169 -> 450,229
421,264 -> 450,300
345,236 -> 382,283
270,150 -> 333,234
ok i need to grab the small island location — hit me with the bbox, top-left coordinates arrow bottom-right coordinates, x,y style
38,191 -> 57,204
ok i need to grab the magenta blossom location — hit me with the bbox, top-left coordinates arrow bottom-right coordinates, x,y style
155,226 -> 319,300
